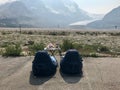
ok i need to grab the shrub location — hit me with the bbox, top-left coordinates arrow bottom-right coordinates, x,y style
28,40 -> 34,45
1,42 -> 10,48
71,43 -> 111,57
28,31 -> 33,35
98,46 -> 110,53
0,49 -> 3,55
61,39 -> 74,51
29,43 -> 45,55
59,31 -> 66,35
90,53 -> 98,57
73,44 -> 98,54
1,31 -> 11,35
49,32 -> 57,36
72,43 -> 83,50
3,44 -> 22,56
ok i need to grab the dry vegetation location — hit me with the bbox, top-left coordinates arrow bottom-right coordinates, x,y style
0,28 -> 120,57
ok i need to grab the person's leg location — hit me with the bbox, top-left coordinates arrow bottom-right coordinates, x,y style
50,56 -> 57,66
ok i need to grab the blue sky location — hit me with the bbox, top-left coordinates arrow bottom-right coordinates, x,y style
0,0 -> 120,14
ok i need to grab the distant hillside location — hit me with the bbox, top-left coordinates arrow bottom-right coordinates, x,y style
0,1 -> 34,27
87,6 -> 120,29
0,0 -> 93,28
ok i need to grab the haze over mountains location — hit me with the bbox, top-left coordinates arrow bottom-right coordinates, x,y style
0,0 -> 119,29
0,0 -> 94,28
87,6 -> 120,29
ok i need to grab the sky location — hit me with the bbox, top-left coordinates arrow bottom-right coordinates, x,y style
0,0 -> 120,14
74,0 -> 120,14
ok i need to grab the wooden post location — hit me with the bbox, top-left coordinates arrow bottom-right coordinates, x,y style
19,25 -> 21,34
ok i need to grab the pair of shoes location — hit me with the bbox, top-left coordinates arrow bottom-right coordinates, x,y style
32,49 -> 83,77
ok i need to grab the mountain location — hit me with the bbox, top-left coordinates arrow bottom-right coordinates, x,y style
87,6 -> 120,29
0,1 -> 34,27
0,0 -> 92,27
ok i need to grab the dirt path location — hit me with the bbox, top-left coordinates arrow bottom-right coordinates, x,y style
0,56 -> 120,90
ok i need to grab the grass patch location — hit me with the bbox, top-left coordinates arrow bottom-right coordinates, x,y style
98,46 -> 110,53
29,43 -> 45,55
2,44 -> 22,57
61,39 -> 111,57
0,30 -> 120,57
61,39 -> 74,51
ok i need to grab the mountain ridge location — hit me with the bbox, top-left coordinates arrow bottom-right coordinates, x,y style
0,0 -> 94,27
87,6 -> 120,29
